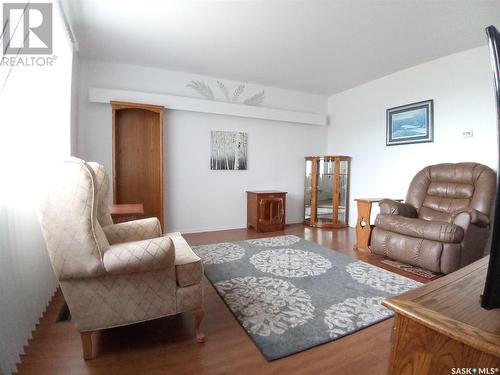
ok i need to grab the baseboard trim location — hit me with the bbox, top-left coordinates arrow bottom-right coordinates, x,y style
174,221 -> 305,235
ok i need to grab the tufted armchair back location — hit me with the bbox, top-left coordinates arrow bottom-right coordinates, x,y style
37,158 -> 205,359
38,158 -> 110,280
405,163 -> 496,223
87,162 -> 113,227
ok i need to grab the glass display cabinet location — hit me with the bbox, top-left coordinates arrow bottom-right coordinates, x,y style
304,156 -> 351,228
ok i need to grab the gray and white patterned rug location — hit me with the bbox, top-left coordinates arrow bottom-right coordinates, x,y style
192,235 -> 422,360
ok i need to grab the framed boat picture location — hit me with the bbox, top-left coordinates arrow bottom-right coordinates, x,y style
386,99 -> 434,146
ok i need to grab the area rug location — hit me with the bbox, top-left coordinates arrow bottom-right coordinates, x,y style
381,259 -> 442,279
192,235 -> 422,360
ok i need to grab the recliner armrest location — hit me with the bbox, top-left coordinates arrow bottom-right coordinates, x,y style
103,236 -> 175,275
452,209 -> 490,228
103,217 -> 162,245
375,214 -> 464,243
379,199 -> 417,218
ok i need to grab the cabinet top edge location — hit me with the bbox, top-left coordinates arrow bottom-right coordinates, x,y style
246,190 -> 288,194
305,156 -> 351,160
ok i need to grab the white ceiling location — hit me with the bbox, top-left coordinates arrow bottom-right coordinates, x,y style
62,0 -> 500,95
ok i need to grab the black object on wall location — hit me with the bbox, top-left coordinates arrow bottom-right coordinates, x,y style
482,25 -> 500,310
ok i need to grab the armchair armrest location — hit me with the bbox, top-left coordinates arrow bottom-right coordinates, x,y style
103,236 -> 174,275
375,214 -> 464,243
379,199 -> 417,218
102,217 -> 162,245
452,209 -> 490,228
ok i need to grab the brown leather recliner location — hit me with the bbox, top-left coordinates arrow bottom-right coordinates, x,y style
370,163 -> 496,274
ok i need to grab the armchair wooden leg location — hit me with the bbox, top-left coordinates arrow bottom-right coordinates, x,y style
192,308 -> 205,343
80,331 -> 94,360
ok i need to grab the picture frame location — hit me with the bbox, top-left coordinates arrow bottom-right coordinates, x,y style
386,99 -> 434,146
210,130 -> 248,170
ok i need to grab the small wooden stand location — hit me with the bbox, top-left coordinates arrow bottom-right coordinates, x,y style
110,203 -> 144,224
353,198 -> 402,251
247,191 -> 287,233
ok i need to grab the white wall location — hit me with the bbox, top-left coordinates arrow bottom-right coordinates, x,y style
328,46 -> 498,226
71,51 -> 80,155
77,60 -> 328,232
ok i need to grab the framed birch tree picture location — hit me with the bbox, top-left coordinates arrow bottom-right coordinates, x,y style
210,130 -> 248,170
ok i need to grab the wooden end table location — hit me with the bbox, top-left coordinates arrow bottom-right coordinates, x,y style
352,198 -> 403,251
246,191 -> 287,232
110,204 -> 144,224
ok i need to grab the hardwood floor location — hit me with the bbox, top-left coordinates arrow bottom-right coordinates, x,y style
16,224 -> 428,375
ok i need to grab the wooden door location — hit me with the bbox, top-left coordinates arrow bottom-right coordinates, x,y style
259,197 -> 284,226
112,101 -> 164,229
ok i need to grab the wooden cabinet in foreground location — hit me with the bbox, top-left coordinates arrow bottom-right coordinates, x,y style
383,256 -> 500,375
304,156 -> 350,228
112,101 -> 164,229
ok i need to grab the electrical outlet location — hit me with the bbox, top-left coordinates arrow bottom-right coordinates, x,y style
462,129 -> 474,138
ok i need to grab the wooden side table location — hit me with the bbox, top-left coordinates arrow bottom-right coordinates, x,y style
247,191 -> 287,232
352,198 -> 402,251
110,204 -> 144,224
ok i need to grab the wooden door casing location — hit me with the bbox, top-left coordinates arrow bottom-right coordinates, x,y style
112,101 -> 164,229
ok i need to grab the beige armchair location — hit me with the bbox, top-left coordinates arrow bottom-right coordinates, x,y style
37,158 -> 204,359
371,162 -> 496,274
